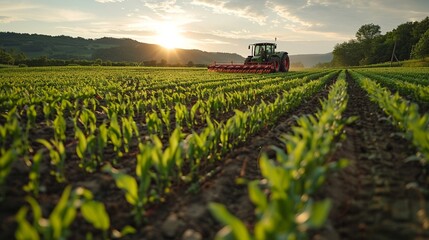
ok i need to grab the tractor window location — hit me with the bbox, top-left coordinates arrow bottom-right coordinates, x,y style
254,45 -> 264,56
266,45 -> 274,54
254,44 -> 275,56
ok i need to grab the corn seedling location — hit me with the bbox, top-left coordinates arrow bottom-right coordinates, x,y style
15,185 -> 110,240
23,150 -> 43,196
37,139 -> 66,182
108,113 -> 123,157
0,149 -> 18,201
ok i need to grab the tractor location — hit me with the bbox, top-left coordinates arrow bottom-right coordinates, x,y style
208,42 -> 290,73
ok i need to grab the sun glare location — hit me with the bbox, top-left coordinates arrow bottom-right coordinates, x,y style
156,22 -> 187,49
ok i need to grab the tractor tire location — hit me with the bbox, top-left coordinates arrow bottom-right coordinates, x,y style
244,56 -> 252,65
280,54 -> 290,72
272,57 -> 281,73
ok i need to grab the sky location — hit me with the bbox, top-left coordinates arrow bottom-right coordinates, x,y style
1,0 -> 428,57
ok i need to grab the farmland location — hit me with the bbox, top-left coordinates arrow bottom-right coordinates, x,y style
1,66 -> 429,239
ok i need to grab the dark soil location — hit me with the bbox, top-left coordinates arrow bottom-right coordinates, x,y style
314,72 -> 429,240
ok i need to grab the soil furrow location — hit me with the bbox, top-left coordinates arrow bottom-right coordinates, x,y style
316,73 -> 429,240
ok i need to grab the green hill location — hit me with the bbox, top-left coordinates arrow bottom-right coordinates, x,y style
1,32 -> 336,67
289,53 -> 333,68
0,32 -> 244,65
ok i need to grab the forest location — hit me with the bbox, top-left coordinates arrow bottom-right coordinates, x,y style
331,17 -> 429,66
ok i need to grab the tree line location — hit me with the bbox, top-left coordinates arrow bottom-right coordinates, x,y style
0,48 -> 204,67
331,17 -> 429,67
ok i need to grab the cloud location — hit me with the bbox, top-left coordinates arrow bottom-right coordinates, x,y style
0,16 -> 15,23
143,0 -> 184,14
191,0 -> 267,25
267,2 -> 314,29
209,29 -> 263,40
0,3 -> 93,22
95,0 -> 125,3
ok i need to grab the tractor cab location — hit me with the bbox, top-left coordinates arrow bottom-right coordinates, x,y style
252,43 -> 276,57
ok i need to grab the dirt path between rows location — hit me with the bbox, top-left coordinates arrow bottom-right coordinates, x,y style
315,73 -> 429,240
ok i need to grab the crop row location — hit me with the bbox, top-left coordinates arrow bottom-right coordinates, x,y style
353,67 -> 429,86
209,71 -> 353,239
354,70 -> 429,103
0,68 -> 325,111
350,70 -> 429,163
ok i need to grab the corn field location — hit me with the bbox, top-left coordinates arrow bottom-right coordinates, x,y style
1,66 -> 429,239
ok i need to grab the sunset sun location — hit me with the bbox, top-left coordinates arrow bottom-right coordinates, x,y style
155,22 -> 187,49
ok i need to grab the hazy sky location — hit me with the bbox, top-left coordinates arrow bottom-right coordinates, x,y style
1,0 -> 428,56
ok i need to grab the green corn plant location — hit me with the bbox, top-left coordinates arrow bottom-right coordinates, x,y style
219,126 -> 229,155
208,203 -> 251,240
15,185 -> 110,240
23,150 -> 43,196
150,128 -> 183,193
78,108 -> 97,135
172,92 -> 186,103
160,108 -> 171,134
80,200 -> 111,239
204,117 -> 221,161
198,101 -> 210,120
0,149 -> 18,201
75,127 -> 99,172
24,105 -> 37,151
100,105 -> 116,120
59,99 -> 73,113
103,143 -> 153,226
1,107 -> 23,154
53,112 -> 66,142
83,97 -> 98,112
108,113 -> 123,157
75,127 -> 88,160
146,111 -> 163,136
135,99 -> 145,116
190,100 -> 201,126
37,139 -> 66,182
96,123 -> 108,162
183,117 -> 222,181
185,127 -> 216,180
174,103 -> 188,129
121,116 -> 139,153
120,101 -> 133,116
43,103 -> 54,125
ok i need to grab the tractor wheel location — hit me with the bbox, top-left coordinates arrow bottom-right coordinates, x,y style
272,57 -> 280,73
280,54 -> 290,72
244,56 -> 252,65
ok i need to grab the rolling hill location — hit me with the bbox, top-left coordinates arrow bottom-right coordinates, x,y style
0,32 -> 333,67
289,53 -> 333,68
